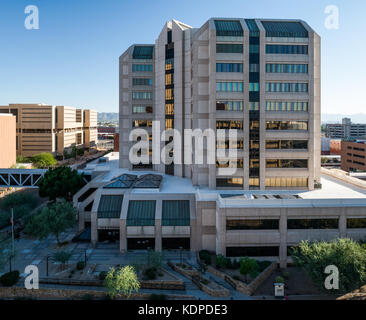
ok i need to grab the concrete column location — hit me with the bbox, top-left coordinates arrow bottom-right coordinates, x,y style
120,219 -> 127,253
216,208 -> 226,255
339,210 -> 347,238
279,209 -> 287,268
78,211 -> 85,232
91,211 -> 98,246
155,200 -> 162,252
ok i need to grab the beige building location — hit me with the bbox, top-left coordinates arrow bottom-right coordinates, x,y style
119,18 -> 321,190
71,18 -> 366,268
0,104 -> 98,157
0,114 -> 16,168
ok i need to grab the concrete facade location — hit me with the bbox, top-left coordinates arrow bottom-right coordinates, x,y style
74,153 -> 366,268
326,118 -> 366,139
0,104 -> 97,157
341,140 -> 366,172
0,114 -> 16,168
119,18 -> 321,191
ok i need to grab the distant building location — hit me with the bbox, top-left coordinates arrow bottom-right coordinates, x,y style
114,133 -> 119,152
326,118 -> 366,139
0,114 -> 16,168
98,126 -> 116,134
0,104 -> 98,157
341,140 -> 366,172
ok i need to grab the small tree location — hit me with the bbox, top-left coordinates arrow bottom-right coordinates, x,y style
24,199 -> 77,245
240,257 -> 259,282
291,239 -> 366,293
31,153 -> 57,169
104,266 -> 140,299
53,251 -> 72,270
37,166 -> 86,201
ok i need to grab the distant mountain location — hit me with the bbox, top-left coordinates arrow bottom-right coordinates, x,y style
98,112 -> 118,123
321,114 -> 366,124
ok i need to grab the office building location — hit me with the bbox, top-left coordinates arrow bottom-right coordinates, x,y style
119,18 -> 320,190
0,104 -> 98,157
341,140 -> 366,172
326,118 -> 366,139
0,114 -> 16,168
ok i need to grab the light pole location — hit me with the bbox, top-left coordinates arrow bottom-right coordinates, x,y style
84,249 -> 87,265
46,255 -> 51,277
179,246 -> 183,265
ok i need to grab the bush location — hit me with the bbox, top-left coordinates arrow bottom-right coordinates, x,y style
282,271 -> 290,280
0,271 -> 20,287
275,276 -> 285,284
99,271 -> 107,281
16,155 -> 32,163
201,279 -> 209,285
0,192 -> 39,211
31,153 -> 57,169
233,275 -> 241,281
81,294 -> 93,300
214,254 -> 228,269
76,261 -> 86,270
291,239 -> 366,293
199,250 -> 211,265
240,257 -> 259,281
149,294 -> 167,300
143,267 -> 157,280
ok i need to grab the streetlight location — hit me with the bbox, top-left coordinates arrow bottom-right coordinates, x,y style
84,249 -> 87,265
179,246 -> 183,265
46,255 -> 51,277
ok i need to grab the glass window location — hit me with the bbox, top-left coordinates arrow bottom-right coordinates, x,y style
216,63 -> 243,73
216,82 -> 243,92
132,106 -> 153,114
132,64 -> 153,72
265,177 -> 308,188
287,219 -> 339,229
132,120 -> 152,128
266,159 -> 308,169
266,121 -> 308,131
133,78 -> 152,86
266,45 -> 308,54
266,64 -> 308,73
265,101 -> 308,112
347,218 -> 366,229
227,219 -> 279,230
216,120 -> 243,130
266,82 -> 308,93
216,44 -> 243,53
266,140 -> 308,150
216,177 -> 243,188
132,92 -> 152,100
216,101 -> 243,111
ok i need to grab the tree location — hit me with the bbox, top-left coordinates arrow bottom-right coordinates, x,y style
31,153 -> 57,169
37,166 -> 86,201
104,266 -> 140,299
53,250 -> 72,270
24,199 -> 77,245
239,257 -> 259,282
291,239 -> 366,293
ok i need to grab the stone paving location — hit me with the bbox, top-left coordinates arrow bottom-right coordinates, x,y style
1,229 -> 250,300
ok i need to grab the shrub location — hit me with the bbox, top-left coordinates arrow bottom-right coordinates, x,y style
104,266 -> 140,298
240,257 -> 259,281
143,267 -> 157,280
275,276 -> 285,284
99,271 -> 107,281
76,261 -> 86,270
214,254 -> 228,269
0,192 -> 39,211
201,279 -> 209,285
233,275 -> 240,281
199,250 -> 211,265
149,294 -> 167,300
0,271 -> 20,287
282,271 -> 290,280
81,294 -> 93,300
31,153 -> 57,169
291,239 -> 366,293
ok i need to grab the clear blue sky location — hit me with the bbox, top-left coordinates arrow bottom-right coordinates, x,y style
0,0 -> 365,114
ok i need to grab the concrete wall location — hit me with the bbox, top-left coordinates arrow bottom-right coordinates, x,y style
0,114 -> 16,168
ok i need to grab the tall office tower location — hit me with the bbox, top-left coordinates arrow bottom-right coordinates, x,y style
119,18 -> 321,190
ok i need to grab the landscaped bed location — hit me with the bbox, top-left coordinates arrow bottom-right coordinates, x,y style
253,266 -> 323,296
